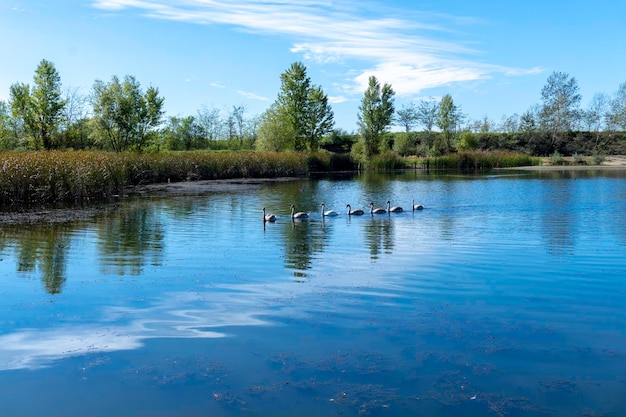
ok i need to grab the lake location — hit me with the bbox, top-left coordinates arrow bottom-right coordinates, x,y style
1,169 -> 626,417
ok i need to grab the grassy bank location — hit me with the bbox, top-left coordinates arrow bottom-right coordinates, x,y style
421,151 -> 541,171
0,150 -> 353,208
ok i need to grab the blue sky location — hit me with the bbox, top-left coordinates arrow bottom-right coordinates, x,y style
1,0 -> 625,132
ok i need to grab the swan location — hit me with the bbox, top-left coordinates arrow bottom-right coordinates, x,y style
263,207 -> 276,222
321,202 -> 339,217
290,204 -> 309,220
370,202 -> 386,214
346,204 -> 365,216
412,199 -> 424,211
387,200 -> 403,213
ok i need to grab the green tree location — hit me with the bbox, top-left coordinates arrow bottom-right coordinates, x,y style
435,94 -> 462,154
268,62 -> 334,151
90,75 -> 164,152
395,103 -> 418,132
256,104 -> 296,151
162,116 -> 205,151
609,81 -> 626,131
357,76 -> 395,158
9,59 -> 66,150
539,71 -> 581,151
416,99 -> 438,132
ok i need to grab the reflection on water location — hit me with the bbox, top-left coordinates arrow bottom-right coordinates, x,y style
1,169 -> 626,416
97,202 -> 165,275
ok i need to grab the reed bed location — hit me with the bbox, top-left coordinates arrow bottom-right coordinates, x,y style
0,150 -> 321,208
423,151 -> 541,171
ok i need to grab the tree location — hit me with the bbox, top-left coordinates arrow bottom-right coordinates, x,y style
271,62 -> 334,151
196,105 -> 222,142
609,81 -> 626,131
256,104 -> 296,151
539,71 -> 581,151
435,94 -> 462,154
357,76 -> 395,158
416,99 -> 438,132
59,87 -> 91,149
162,116 -> 205,150
90,75 -> 164,152
303,86 -> 334,151
395,103 -> 418,132
9,59 -> 66,150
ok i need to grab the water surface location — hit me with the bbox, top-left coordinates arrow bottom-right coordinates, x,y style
1,169 -> 625,416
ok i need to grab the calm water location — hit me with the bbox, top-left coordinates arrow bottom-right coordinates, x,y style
1,169 -> 626,416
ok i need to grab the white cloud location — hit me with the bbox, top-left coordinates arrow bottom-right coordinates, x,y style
236,90 -> 270,101
90,0 -> 539,97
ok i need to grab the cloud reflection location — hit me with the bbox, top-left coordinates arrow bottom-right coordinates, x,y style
0,287 -> 275,371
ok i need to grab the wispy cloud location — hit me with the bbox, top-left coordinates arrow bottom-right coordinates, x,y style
236,90 -> 270,101
91,0 -> 539,97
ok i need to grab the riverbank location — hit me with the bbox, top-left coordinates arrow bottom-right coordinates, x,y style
2,156 -> 625,224
509,155 -> 626,170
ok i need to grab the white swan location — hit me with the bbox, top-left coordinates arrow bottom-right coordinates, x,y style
370,202 -> 386,214
321,202 -> 339,217
387,200 -> 403,213
346,204 -> 365,216
290,204 -> 309,220
412,199 -> 424,211
263,207 -> 276,222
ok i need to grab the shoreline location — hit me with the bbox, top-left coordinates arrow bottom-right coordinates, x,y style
2,157 -> 625,224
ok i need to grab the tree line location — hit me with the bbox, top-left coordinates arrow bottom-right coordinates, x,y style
2,59 -> 626,159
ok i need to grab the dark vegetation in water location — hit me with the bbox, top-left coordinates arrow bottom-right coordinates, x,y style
0,150 -> 355,209
0,149 -> 541,210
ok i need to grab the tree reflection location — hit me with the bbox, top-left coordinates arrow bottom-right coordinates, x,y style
96,202 -> 164,276
363,215 -> 394,261
1,224 -> 73,294
540,179 -> 575,255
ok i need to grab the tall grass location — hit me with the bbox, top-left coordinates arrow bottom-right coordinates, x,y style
423,151 -> 541,171
0,150 -> 339,208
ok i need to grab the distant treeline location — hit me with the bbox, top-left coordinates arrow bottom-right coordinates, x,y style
321,130 -> 626,157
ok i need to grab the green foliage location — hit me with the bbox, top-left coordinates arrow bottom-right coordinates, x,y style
90,75 -> 164,152
358,76 -> 395,158
0,150 -> 324,208
539,71 -> 581,151
572,153 -> 587,165
592,152 -> 606,165
320,129 -> 357,153
435,94 -> 462,154
271,62 -> 334,151
424,151 -> 540,171
550,150 -> 564,165
256,104 -> 296,151
368,151 -> 406,171
9,60 -> 66,150
457,131 -> 479,151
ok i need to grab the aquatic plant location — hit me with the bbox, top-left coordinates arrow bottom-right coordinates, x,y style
423,151 -> 540,171
0,150 -> 333,208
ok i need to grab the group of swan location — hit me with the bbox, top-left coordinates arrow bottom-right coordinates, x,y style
263,200 -> 424,222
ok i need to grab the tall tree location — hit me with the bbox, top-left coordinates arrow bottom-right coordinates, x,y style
9,59 -> 66,149
357,76 -> 395,158
303,86 -> 334,151
90,75 -> 164,151
32,60 -> 66,149
539,71 -> 581,151
196,105 -> 222,142
416,99 -> 438,132
435,94 -> 462,154
272,62 -> 334,151
256,104 -> 296,151
395,103 -> 418,132
609,81 -> 626,131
